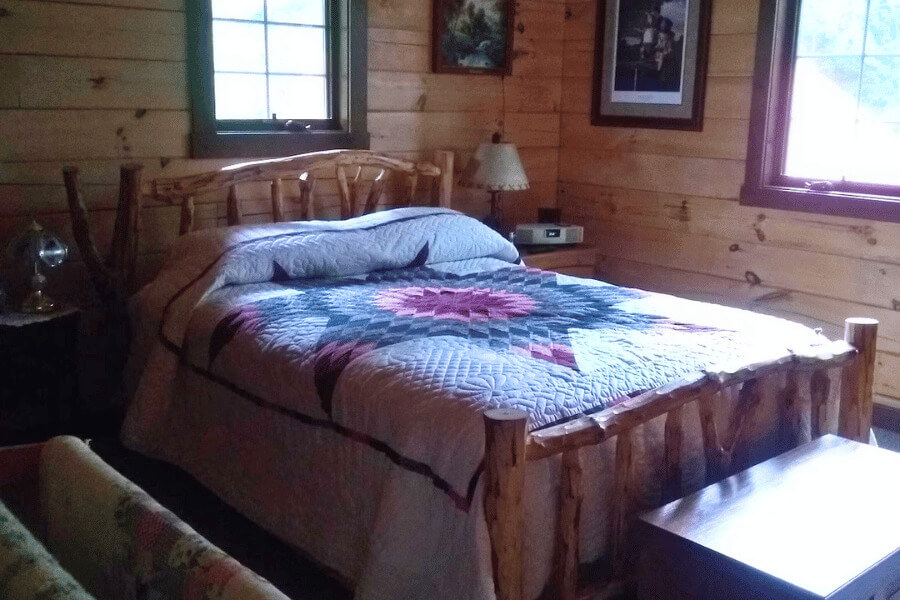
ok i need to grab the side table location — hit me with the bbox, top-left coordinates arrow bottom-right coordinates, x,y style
0,307 -> 81,444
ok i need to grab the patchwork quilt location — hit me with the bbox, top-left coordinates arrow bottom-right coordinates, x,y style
122,208 -> 830,600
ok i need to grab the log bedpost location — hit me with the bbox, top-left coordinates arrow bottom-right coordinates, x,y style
433,150 -> 454,208
839,318 -> 879,443
483,408 -> 527,600
62,166 -> 118,305
553,449 -> 583,600
109,163 -> 143,290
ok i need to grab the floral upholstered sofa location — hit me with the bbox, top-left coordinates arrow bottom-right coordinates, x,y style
0,436 -> 291,600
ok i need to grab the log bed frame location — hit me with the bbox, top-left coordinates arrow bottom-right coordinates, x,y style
61,149 -> 879,600
484,317 -> 878,600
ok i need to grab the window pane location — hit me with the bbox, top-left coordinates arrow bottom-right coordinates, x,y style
860,56 -> 900,121
847,121 -> 900,185
215,73 -> 268,119
269,75 -> 328,119
784,57 -> 861,180
213,21 -> 267,72
267,0 -> 326,26
211,0 -> 264,21
267,24 -> 327,74
796,0 -> 867,56
866,0 -> 900,55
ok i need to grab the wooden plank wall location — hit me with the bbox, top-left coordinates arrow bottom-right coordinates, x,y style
0,0 -> 563,303
558,0 -> 900,404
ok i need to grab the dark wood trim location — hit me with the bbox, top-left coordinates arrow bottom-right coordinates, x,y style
590,0 -> 712,131
186,0 -> 369,159
741,0 -> 900,223
740,184 -> 900,224
431,0 -> 515,76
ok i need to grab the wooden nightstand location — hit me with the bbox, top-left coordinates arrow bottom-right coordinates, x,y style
519,246 -> 599,278
0,307 -> 81,444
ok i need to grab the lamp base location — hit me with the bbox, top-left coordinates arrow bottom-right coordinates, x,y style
21,289 -> 59,314
483,190 -> 509,238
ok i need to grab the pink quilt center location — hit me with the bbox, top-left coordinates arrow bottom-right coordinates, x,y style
374,286 -> 535,321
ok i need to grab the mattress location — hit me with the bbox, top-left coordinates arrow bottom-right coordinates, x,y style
121,208 -> 836,600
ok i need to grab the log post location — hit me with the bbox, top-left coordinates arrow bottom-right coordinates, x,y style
698,392 -> 724,484
779,370 -> 803,451
662,406 -> 683,502
609,430 -> 634,576
179,196 -> 195,236
298,175 -> 315,220
810,369 -> 831,439
483,408 -> 527,600
839,318 -> 879,443
724,378 -> 763,474
226,185 -> 242,226
109,163 -> 143,290
553,449 -> 583,600
407,171 -> 419,206
362,170 -> 386,215
271,178 -> 285,222
62,166 -> 118,305
433,150 -> 454,208
336,166 -> 353,218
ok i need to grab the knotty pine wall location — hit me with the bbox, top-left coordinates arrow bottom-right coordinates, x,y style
558,0 -> 900,404
0,0 -> 563,302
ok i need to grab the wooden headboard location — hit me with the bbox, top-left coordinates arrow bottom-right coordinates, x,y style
150,149 -> 456,236
62,149 -> 455,301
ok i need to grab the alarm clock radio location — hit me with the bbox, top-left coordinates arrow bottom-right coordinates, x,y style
513,223 -> 584,246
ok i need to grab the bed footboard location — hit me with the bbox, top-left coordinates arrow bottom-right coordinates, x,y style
483,317 -> 879,600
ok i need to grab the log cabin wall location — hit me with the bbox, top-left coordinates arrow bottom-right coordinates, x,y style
558,0 -> 900,405
0,0 -> 564,304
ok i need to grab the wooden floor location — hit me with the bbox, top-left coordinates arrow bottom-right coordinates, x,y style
89,438 -> 351,600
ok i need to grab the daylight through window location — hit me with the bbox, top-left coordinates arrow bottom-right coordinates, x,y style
211,0 -> 329,121
784,0 -> 900,187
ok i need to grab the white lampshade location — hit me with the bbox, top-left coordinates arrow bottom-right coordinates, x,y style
459,139 -> 530,192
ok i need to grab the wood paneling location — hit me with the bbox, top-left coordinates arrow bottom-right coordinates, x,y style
4,0 -> 894,406
1,0 -> 564,300
559,0 -> 899,403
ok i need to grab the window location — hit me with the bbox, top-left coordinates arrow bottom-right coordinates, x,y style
187,0 -> 368,158
742,0 -> 900,223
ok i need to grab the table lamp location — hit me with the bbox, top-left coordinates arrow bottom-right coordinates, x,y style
459,133 -> 529,235
9,221 -> 68,313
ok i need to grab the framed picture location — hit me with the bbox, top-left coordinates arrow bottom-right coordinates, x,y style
591,0 -> 712,130
432,0 -> 515,76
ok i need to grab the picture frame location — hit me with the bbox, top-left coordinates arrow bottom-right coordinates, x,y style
432,0 -> 515,76
591,0 -> 712,130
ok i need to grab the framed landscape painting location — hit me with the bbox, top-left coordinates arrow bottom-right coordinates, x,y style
591,0 -> 712,130
432,0 -> 515,75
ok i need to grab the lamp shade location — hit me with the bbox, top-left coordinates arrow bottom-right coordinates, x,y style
459,141 -> 530,192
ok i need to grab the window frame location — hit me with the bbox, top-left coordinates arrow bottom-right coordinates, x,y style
186,0 -> 369,158
741,0 -> 900,224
